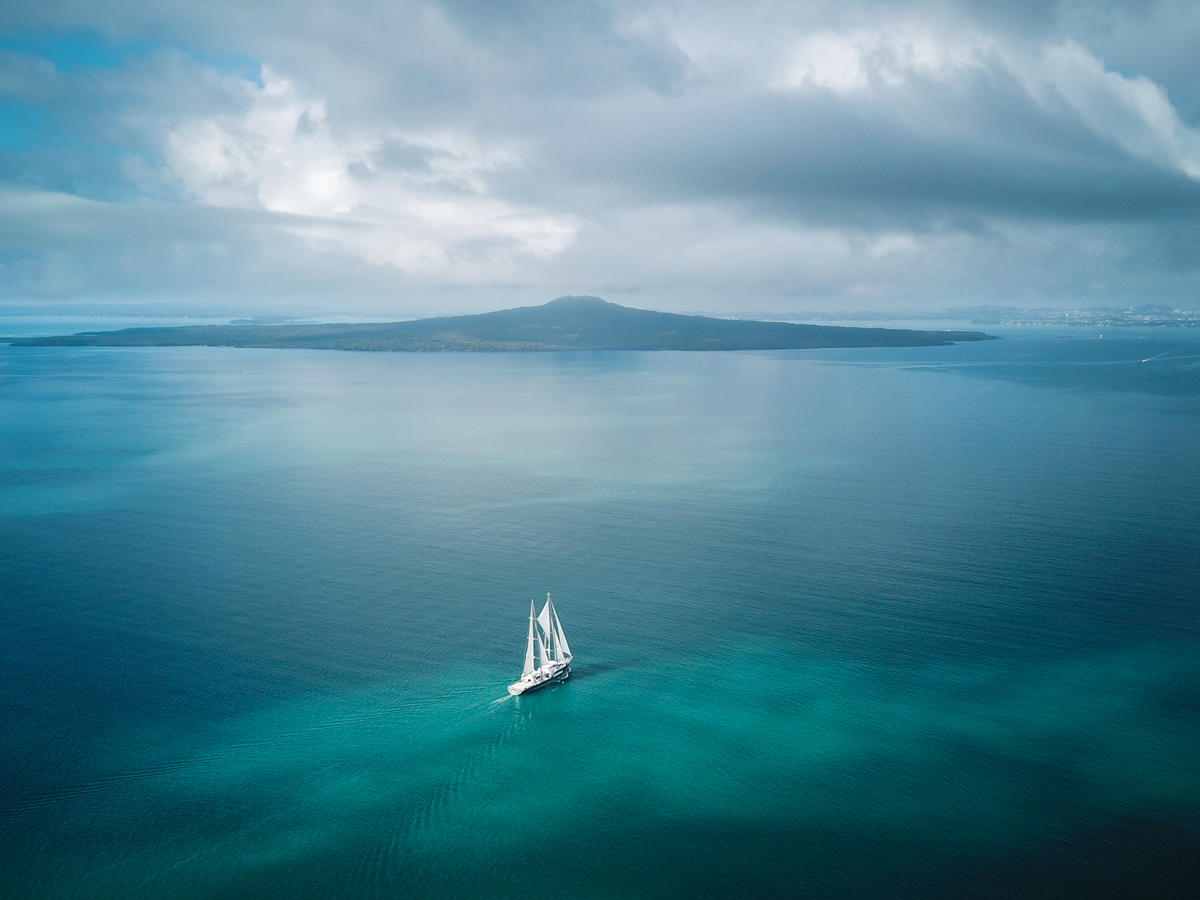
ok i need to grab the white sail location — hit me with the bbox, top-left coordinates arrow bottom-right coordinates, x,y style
536,599 -> 553,658
522,598 -> 536,676
534,609 -> 551,668
550,600 -> 572,661
539,593 -> 569,662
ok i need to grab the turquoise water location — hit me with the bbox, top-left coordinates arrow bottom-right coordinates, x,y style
2,332 -> 1198,896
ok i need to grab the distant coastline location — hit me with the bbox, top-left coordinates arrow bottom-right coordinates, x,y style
7,295 -> 996,352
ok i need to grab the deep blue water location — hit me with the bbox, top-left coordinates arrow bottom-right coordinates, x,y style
2,329 -> 1198,897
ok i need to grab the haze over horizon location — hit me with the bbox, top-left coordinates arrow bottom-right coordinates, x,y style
3,1 -> 1199,318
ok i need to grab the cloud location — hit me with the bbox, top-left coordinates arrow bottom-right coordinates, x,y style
159,66 -> 577,281
0,188 -> 347,301
1032,40 -> 1200,177
1,1 -> 1198,312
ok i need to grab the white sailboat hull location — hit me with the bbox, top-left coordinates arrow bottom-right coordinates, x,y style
507,659 -> 571,696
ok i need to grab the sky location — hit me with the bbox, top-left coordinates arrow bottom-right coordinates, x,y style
2,0 -> 1199,316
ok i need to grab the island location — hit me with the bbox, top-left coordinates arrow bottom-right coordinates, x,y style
6,295 -> 996,351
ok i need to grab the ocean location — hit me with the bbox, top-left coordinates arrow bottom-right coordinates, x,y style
1,326 -> 1197,897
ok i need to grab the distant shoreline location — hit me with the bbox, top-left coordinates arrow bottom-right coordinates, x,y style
6,295 -> 996,352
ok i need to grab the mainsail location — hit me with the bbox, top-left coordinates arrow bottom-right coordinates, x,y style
537,593 -> 571,663
537,602 -> 554,660
549,598 -> 572,660
536,620 -> 550,667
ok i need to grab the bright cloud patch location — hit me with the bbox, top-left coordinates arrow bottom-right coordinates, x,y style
1034,40 -> 1200,178
771,28 -> 984,94
766,24 -> 1200,184
164,68 -> 576,281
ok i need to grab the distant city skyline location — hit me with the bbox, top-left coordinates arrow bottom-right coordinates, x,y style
3,1 -> 1199,315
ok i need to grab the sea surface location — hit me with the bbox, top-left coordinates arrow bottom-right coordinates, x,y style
2,326 -> 1198,897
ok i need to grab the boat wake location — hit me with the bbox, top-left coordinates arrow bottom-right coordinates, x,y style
1139,347 -> 1200,364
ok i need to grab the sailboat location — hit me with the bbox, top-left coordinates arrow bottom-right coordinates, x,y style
507,593 -> 573,695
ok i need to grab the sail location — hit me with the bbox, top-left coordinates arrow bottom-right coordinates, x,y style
550,600 -> 572,661
522,598 -> 536,676
539,593 -> 570,662
537,599 -> 554,660
535,623 -> 550,668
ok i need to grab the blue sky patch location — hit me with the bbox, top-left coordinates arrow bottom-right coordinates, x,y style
0,29 -> 157,71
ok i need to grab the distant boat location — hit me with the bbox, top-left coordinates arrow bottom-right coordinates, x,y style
508,593 -> 572,695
